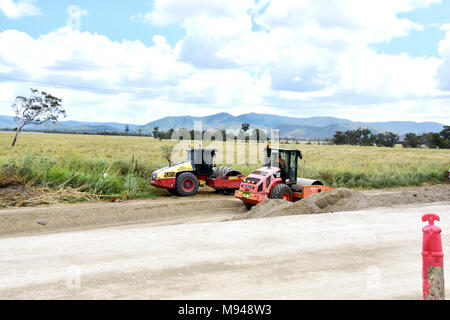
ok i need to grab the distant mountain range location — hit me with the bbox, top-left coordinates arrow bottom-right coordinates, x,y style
132,112 -> 446,138
0,116 -> 139,134
0,113 -> 446,139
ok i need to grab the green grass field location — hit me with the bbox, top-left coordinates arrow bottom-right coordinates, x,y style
1,131 -> 449,202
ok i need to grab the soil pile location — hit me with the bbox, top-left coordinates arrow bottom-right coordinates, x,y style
0,177 -> 29,197
232,199 -> 295,220
235,188 -> 366,220
368,186 -> 450,206
237,185 -> 450,220
288,188 -> 372,214
0,176 -> 32,207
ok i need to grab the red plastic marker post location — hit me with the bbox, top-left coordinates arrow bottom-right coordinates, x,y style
422,214 -> 445,300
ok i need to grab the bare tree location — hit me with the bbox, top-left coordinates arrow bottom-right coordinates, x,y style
11,88 -> 66,147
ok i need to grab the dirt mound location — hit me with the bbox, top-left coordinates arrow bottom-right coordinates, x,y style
368,186 -> 450,206
0,177 -> 29,197
237,185 -> 450,220
235,188 -> 366,220
288,188 -> 374,214
232,199 -> 295,220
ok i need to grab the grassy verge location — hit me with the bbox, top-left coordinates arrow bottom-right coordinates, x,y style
1,151 -> 448,202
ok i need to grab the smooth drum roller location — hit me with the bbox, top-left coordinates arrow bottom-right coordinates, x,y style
290,178 -> 324,192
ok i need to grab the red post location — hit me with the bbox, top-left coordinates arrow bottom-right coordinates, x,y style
422,214 -> 445,300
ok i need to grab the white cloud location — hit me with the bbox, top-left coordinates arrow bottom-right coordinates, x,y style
170,4 -> 442,101
330,98 -> 450,123
437,27 -> 450,91
0,28 -> 188,122
132,0 -> 254,26
337,50 -> 441,98
255,0 -> 434,44
175,14 -> 253,69
0,0 -> 40,19
0,0 -> 449,125
0,28 -> 270,123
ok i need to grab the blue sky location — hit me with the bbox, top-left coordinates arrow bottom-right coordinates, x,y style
0,0 -> 449,124
373,1 -> 450,57
0,0 -> 185,45
1,0 -> 449,56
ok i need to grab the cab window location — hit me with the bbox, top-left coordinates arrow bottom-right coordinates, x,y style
289,152 -> 297,182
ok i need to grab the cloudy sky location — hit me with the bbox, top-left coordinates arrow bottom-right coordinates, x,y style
0,0 -> 449,125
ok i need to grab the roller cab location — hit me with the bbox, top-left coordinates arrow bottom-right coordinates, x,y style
235,147 -> 332,208
150,148 -> 245,196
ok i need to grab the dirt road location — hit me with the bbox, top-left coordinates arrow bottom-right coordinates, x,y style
0,196 -> 246,238
1,201 -> 449,300
1,184 -> 449,238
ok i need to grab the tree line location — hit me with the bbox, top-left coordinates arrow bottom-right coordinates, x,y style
332,127 -> 450,149
402,128 -> 449,148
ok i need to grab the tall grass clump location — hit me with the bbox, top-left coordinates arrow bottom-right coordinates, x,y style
1,153 -> 164,199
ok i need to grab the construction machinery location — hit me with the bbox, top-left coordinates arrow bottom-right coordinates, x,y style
235,146 -> 332,208
150,148 -> 245,196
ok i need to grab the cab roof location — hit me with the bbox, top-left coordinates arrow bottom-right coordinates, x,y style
269,147 -> 300,152
186,148 -> 218,152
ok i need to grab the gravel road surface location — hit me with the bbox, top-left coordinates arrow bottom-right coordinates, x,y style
1,201 -> 449,299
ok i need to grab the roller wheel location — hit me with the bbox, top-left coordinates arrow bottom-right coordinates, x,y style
245,203 -> 254,210
222,167 -> 241,177
269,184 -> 293,202
175,172 -> 199,197
168,189 -> 178,196
211,166 -> 241,179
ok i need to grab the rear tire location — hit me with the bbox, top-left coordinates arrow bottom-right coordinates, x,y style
175,172 -> 199,197
269,184 -> 293,202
